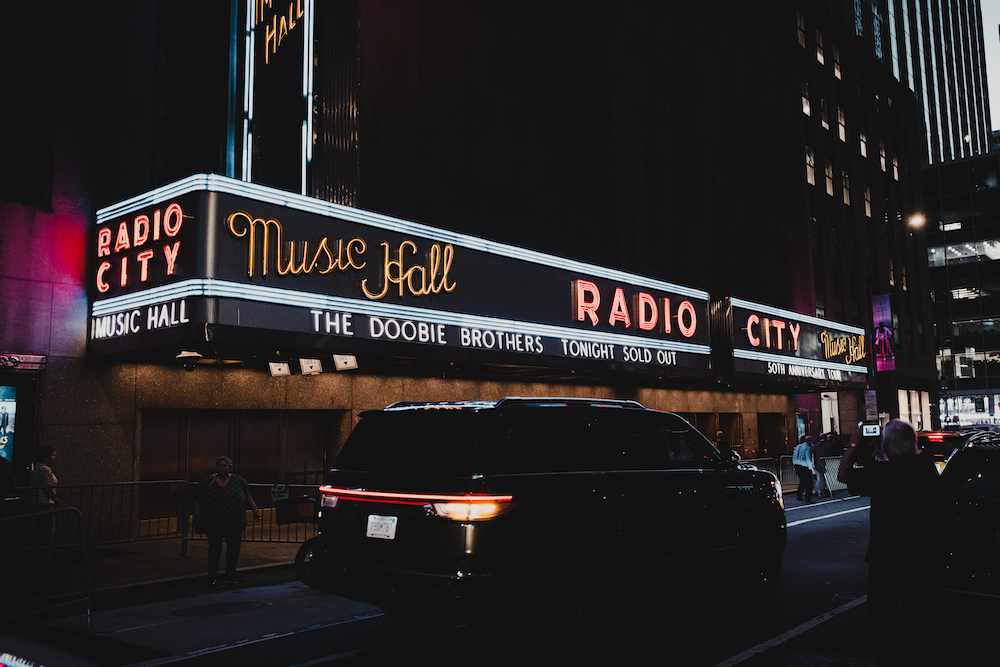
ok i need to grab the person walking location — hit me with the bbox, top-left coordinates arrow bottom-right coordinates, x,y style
193,456 -> 261,585
792,436 -> 815,502
26,447 -> 60,549
837,420 -> 939,644
715,430 -> 732,459
26,447 -> 59,511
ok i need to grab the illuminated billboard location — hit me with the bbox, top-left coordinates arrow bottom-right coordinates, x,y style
871,294 -> 895,372
89,175 -> 712,378
713,297 -> 868,388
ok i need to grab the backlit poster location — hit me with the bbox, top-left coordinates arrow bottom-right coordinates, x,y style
0,386 -> 15,463
872,294 -> 895,372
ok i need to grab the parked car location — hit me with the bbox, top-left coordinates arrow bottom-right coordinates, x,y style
936,433 -> 1000,600
307,397 -> 786,621
917,429 -> 980,473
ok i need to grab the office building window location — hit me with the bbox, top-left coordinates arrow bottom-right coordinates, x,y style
802,80 -> 811,116
821,97 -> 829,130
816,30 -> 825,64
879,142 -> 886,171
825,161 -> 834,196
889,257 -> 894,286
833,47 -> 841,79
902,264 -> 907,291
842,172 -> 851,205
892,155 -> 898,181
864,185 -> 872,217
797,12 -> 806,47
838,108 -> 846,142
860,128 -> 867,157
806,147 -> 816,185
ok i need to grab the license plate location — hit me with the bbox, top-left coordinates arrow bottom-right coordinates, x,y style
366,514 -> 398,540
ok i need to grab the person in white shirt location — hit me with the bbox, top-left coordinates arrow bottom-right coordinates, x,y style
792,436 -> 815,502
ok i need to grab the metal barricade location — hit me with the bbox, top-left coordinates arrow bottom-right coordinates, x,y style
817,456 -> 847,495
182,483 -> 319,554
5,480 -> 321,557
0,507 -> 91,629
742,455 -> 848,496
13,481 -> 190,545
741,456 -> 797,486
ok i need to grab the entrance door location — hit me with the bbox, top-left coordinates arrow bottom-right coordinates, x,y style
821,392 -> 840,434
140,409 -> 349,484
756,414 -> 788,457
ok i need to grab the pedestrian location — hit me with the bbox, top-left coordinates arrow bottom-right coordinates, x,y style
26,447 -> 60,511
26,447 -> 60,548
715,430 -> 731,459
837,420 -> 940,643
814,433 -> 835,498
792,436 -> 814,502
193,456 -> 261,585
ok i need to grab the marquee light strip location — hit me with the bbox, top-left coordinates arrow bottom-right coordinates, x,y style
730,297 -> 865,335
95,174 -> 709,301
91,279 -> 711,355
733,349 -> 867,374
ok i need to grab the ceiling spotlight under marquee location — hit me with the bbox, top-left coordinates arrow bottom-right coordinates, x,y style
269,362 -> 291,377
333,354 -> 358,371
299,358 -> 323,375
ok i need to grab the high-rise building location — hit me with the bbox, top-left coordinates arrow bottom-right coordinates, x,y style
844,0 -> 993,164
924,154 -> 1000,425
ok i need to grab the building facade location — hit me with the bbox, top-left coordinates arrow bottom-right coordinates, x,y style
846,0 -> 992,164
925,153 -> 1000,425
1,1 -> 948,487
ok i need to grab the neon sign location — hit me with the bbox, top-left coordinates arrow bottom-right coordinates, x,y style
90,175 -> 714,378
724,296 -> 868,387
225,210 -> 458,300
573,279 -> 698,337
95,203 -> 184,294
745,314 -> 801,351
225,210 -> 366,277
361,241 -> 456,300
820,331 -> 866,364
257,0 -> 306,65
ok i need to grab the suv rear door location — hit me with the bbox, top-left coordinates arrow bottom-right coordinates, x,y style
590,410 -> 737,570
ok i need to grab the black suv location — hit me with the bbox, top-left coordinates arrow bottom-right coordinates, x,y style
936,433 -> 1000,600
309,398 -> 786,619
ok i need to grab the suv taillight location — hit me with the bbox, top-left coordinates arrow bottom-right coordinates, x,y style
318,486 -> 514,521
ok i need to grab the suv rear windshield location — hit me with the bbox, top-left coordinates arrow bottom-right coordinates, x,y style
334,410 -> 482,474
333,407 -> 719,475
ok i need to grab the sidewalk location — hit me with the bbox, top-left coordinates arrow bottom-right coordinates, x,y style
84,538 -> 300,593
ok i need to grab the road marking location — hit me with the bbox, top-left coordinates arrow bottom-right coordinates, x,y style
287,647 -> 374,666
714,595 -> 867,666
784,496 -> 857,511
128,612 -> 386,667
787,505 -> 870,527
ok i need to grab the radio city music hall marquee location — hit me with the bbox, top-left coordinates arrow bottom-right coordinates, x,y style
715,297 -> 868,388
89,175 -> 714,377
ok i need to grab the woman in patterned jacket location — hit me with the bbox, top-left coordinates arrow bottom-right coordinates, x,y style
193,456 -> 261,585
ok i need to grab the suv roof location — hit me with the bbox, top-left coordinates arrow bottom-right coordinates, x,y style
381,396 -> 648,412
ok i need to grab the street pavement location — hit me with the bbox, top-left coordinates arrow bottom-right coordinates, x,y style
6,487 -> 986,666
